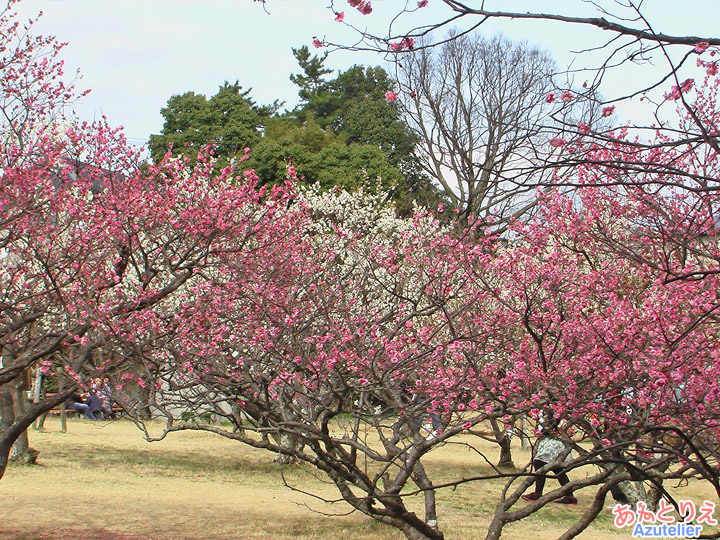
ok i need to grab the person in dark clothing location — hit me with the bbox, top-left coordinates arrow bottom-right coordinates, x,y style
86,393 -> 104,420
522,420 -> 578,505
65,393 -> 98,420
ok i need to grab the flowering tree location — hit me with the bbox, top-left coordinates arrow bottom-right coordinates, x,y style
113,161 -> 720,540
0,0 -> 303,478
0,0 -> 96,466
467,185 -> 720,538
0,118 -> 298,477
124,75 -> 720,540
319,1 -> 719,193
444,71 -> 720,537
4,2 -> 720,540
119,185 -> 483,540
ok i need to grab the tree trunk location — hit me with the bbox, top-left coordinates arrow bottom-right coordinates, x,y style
0,385 -> 73,480
137,383 -> 153,420
497,435 -> 514,469
60,404 -> 68,433
0,385 -> 16,479
35,411 -> 47,430
8,433 -> 28,461
32,371 -> 45,430
490,418 -> 514,468
0,440 -> 9,481
58,379 -> 68,433
519,415 -> 529,450
9,385 -> 28,459
617,479 -> 658,509
484,515 -> 506,540
382,508 -> 444,540
271,433 -> 304,464
399,523 -> 444,540
603,460 -> 661,510
411,459 -> 439,531
7,378 -> 37,464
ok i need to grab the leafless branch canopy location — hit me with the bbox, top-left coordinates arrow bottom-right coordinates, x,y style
394,33 -> 556,224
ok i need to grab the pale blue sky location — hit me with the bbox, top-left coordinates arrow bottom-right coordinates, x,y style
14,0 -> 717,146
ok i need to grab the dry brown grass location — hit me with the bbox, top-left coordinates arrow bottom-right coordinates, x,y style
0,417 -> 713,540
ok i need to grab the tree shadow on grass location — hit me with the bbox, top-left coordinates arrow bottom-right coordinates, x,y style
0,527 -> 178,540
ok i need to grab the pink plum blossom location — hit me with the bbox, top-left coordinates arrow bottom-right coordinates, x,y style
358,1 -> 372,14
667,78 -> 695,100
390,37 -> 415,52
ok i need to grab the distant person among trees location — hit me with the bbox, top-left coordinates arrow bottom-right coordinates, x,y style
91,378 -> 114,419
522,419 -> 577,505
403,386 -> 444,440
415,400 -> 443,441
64,393 -> 99,420
85,392 -> 105,420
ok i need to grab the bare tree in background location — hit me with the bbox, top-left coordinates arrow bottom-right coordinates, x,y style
326,1 -> 720,189
394,34 -> 556,225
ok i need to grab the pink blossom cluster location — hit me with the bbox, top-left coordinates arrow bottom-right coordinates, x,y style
348,0 -> 372,15
390,37 -> 415,52
666,78 -> 695,100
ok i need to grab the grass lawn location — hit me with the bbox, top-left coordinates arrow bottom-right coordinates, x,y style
0,417 -> 713,540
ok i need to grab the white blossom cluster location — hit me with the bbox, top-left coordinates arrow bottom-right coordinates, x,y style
295,184 -> 460,335
297,183 -> 445,244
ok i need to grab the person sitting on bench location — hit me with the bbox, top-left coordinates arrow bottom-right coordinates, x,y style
64,393 -> 99,420
86,392 -> 105,420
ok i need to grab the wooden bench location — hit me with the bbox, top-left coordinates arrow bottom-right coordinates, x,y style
43,393 -> 79,417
